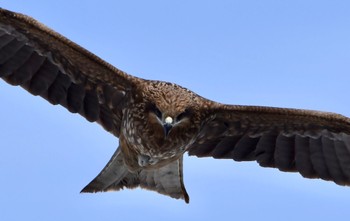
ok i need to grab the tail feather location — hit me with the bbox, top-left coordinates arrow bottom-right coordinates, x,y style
81,147 -> 189,203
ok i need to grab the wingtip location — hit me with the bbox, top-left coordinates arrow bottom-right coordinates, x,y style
80,181 -> 102,193
80,185 -> 95,193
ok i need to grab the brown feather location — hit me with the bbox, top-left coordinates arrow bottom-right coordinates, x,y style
189,105 -> 350,186
0,8 -> 134,137
2,7 -> 350,204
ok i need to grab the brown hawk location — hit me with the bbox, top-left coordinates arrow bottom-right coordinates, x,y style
1,8 -> 350,204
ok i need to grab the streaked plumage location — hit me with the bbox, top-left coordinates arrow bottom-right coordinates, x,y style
1,8 -> 350,203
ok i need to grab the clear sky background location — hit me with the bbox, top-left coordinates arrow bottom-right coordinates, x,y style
1,1 -> 350,220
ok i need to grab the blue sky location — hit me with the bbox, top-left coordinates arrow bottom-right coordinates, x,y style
1,1 -> 350,220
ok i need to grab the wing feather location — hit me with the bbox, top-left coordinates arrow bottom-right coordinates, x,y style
0,8 -> 139,136
309,137 -> 332,181
275,134 -> 295,171
334,137 -> 350,180
295,135 -> 317,178
188,104 -> 350,185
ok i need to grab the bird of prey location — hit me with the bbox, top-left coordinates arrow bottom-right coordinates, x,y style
1,8 -> 350,204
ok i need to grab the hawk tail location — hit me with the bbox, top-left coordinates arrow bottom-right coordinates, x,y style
81,147 -> 189,203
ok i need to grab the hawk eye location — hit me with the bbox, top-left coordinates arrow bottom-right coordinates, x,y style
176,109 -> 190,121
153,106 -> 162,118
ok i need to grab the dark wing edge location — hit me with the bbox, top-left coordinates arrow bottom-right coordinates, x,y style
188,104 -> 350,186
0,8 -> 139,136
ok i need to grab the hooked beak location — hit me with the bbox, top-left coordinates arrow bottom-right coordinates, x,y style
163,123 -> 173,137
163,116 -> 173,137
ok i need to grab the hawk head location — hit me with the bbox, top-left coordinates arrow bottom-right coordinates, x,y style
149,101 -> 193,138
128,81 -> 203,168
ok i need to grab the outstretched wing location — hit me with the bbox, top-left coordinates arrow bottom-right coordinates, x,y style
188,104 -> 350,185
0,8 -> 139,136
